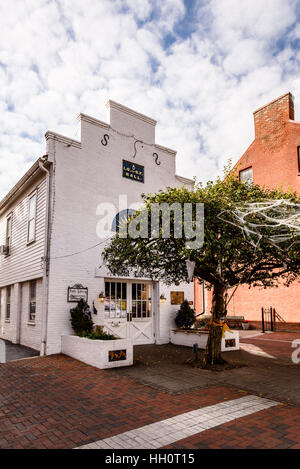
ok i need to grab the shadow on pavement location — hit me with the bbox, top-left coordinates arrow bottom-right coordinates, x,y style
1,339 -> 39,362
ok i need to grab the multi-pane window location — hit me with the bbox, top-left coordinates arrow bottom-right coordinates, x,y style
29,280 -> 36,322
104,281 -> 127,319
111,209 -> 136,232
6,215 -> 12,251
27,193 -> 37,243
239,167 -> 253,184
132,283 -> 151,319
6,286 -> 11,321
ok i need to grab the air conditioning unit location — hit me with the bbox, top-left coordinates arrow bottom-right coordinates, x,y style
0,245 -> 9,255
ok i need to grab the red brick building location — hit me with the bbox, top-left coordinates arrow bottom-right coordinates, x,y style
195,92 -> 300,328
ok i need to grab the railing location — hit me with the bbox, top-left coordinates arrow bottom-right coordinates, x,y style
261,307 -> 276,333
274,310 -> 286,323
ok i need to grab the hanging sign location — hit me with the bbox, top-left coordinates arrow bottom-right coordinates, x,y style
67,284 -> 88,302
122,160 -> 144,183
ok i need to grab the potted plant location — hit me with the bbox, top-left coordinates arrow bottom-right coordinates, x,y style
175,300 -> 196,329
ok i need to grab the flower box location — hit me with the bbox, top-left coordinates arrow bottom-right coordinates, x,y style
170,328 -> 239,351
61,335 -> 133,369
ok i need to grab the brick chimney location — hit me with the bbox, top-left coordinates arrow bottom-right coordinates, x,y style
253,93 -> 295,146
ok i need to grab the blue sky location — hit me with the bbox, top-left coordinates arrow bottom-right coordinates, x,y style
0,0 -> 300,198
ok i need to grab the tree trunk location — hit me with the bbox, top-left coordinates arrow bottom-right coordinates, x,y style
202,283 -> 227,366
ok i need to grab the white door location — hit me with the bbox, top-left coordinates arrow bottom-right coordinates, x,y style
103,280 -> 154,345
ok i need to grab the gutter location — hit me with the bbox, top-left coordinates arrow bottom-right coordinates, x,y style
39,157 -> 52,356
0,159 -> 42,214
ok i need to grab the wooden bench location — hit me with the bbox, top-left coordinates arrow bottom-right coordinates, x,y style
226,316 -> 244,329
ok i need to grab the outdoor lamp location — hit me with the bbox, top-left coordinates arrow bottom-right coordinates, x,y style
98,291 -> 105,302
160,294 -> 166,304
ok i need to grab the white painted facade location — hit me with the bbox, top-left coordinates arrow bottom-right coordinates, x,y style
0,101 -> 194,355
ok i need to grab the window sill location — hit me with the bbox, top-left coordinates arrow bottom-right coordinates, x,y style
5,320 -> 10,323
27,321 -> 36,326
26,239 -> 36,246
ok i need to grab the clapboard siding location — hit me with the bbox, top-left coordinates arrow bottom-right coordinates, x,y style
0,176 -> 47,287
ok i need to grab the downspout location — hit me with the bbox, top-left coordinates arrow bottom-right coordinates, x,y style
202,280 -> 206,314
39,158 -> 51,356
194,278 -> 206,317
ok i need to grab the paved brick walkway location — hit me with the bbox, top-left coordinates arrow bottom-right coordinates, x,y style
0,355 -> 244,449
164,405 -> 300,449
78,396 -> 278,449
0,332 -> 299,449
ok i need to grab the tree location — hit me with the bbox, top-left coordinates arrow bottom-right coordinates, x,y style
175,300 -> 196,329
70,299 -> 94,335
102,171 -> 300,365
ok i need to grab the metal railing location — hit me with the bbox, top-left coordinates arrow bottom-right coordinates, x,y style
261,307 -> 276,333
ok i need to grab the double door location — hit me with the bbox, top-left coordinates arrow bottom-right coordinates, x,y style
103,280 -> 154,345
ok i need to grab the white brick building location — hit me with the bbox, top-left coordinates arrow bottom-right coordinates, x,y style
0,101 -> 194,355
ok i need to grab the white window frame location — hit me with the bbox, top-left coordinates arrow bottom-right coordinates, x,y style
5,285 -> 11,322
5,214 -> 12,254
28,280 -> 36,324
239,167 -> 253,184
27,191 -> 37,244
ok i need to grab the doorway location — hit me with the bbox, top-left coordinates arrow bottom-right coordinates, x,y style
103,280 -> 155,345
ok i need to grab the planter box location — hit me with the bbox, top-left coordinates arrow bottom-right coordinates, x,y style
170,329 -> 239,352
61,335 -> 133,369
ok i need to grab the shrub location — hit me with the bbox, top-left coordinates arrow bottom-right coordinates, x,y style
79,326 -> 116,341
175,300 -> 196,329
195,317 -> 209,330
70,299 -> 94,335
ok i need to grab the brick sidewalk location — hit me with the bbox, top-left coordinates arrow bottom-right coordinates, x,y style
0,355 -> 245,449
0,333 -> 300,449
164,405 -> 300,449
240,332 -> 300,360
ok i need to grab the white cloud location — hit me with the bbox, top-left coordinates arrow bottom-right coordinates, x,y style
0,0 -> 299,199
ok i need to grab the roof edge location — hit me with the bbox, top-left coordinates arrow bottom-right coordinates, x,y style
253,92 -> 293,115
175,174 -> 194,185
0,158 -> 50,213
107,100 -> 157,126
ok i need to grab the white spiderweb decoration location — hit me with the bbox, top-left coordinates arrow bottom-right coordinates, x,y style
218,199 -> 300,249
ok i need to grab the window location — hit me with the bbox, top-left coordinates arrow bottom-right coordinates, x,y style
104,281 -> 127,319
298,146 -> 300,173
6,286 -> 11,321
239,167 -> 253,184
111,209 -> 136,232
6,215 -> 12,251
27,193 -> 37,243
29,280 -> 36,323
132,283 -> 151,319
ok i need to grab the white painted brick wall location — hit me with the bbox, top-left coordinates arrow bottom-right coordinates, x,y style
45,103 -> 194,355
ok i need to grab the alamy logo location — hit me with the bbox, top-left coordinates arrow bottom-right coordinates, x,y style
0,339 -> 6,363
291,339 -> 300,364
96,195 -> 204,249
